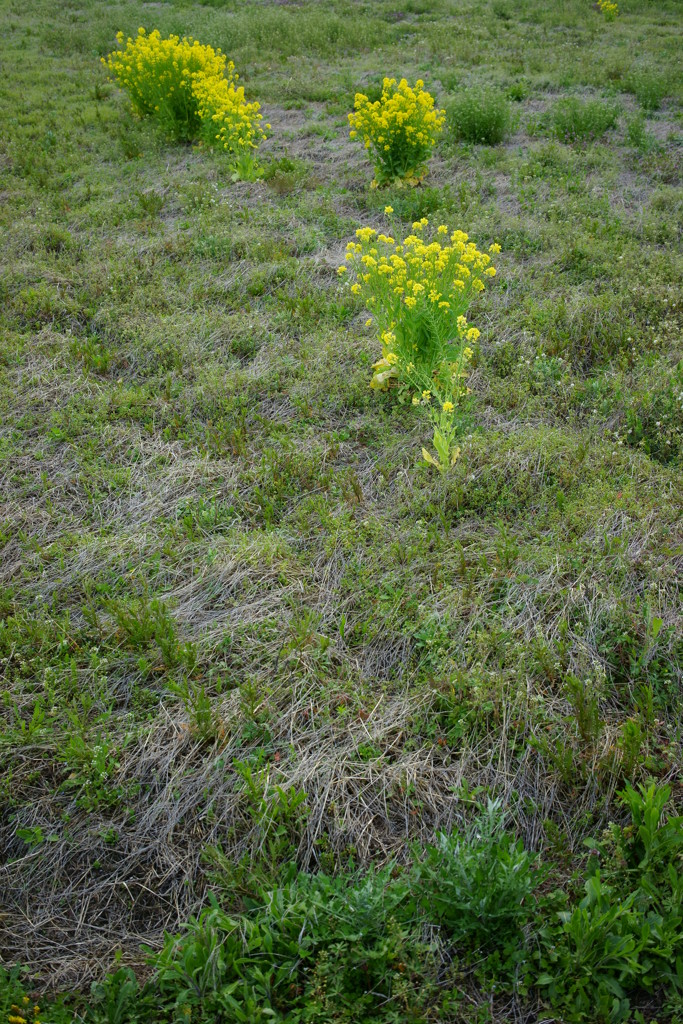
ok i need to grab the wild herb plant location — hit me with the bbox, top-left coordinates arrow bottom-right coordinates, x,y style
625,113 -> 659,153
348,77 -> 445,186
548,97 -> 620,142
446,88 -> 512,145
103,29 -> 268,155
413,800 -> 538,957
536,783 -> 683,1022
626,68 -> 671,111
341,216 -> 498,469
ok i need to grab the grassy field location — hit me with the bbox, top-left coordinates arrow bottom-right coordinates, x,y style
1,0 -> 682,1020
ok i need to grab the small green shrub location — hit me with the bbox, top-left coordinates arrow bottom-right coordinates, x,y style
549,97 -> 619,143
536,783 -> 683,1022
625,113 -> 659,153
626,68 -> 672,111
413,800 -> 538,954
446,88 -> 512,144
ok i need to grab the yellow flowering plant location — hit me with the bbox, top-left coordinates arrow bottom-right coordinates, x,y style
340,216 -> 499,471
348,77 -> 445,186
193,71 -> 266,156
8,998 -> 41,1024
597,0 -> 618,19
103,29 -> 268,156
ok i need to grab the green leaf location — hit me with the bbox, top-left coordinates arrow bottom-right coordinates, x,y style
422,447 -> 441,468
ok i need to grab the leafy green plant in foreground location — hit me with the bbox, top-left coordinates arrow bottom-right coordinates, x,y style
536,783 -> 683,1022
3,790 -> 683,1021
413,799 -> 538,960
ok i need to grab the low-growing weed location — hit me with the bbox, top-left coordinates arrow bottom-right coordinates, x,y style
106,595 -> 194,671
564,673 -> 603,746
59,732 -> 134,811
413,800 -> 538,962
548,97 -> 620,143
446,88 -> 512,145
233,758 -> 308,865
169,678 -> 224,745
625,114 -> 659,153
261,156 -> 313,194
613,365 -> 683,465
536,872 -> 646,1023
536,783 -> 683,1022
625,68 -> 672,112
89,966 -> 146,1024
152,870 -> 432,1023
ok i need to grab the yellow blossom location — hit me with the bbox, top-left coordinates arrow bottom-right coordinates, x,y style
103,29 -> 266,153
348,78 -> 445,185
341,216 -> 497,405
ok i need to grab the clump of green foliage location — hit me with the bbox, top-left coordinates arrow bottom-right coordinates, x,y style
4,792 -> 683,1022
446,87 -> 512,144
535,783 -> 683,1023
548,97 -> 620,142
625,67 -> 673,111
413,799 -> 537,955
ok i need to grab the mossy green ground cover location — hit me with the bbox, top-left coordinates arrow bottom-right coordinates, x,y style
0,0 -> 682,1020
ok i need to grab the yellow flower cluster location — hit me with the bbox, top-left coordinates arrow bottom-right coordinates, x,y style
348,77 -> 445,186
193,71 -> 268,153
342,217 -> 496,385
340,217 -> 499,470
8,999 -> 41,1024
597,0 -> 618,17
103,28 -> 267,153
